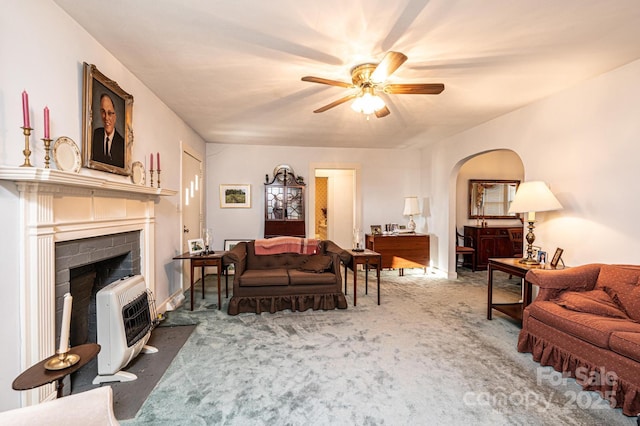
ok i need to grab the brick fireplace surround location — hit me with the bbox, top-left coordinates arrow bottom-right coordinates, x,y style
0,166 -> 174,407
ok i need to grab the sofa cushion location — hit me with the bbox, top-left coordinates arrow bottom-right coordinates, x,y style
553,289 -> 629,319
298,255 -> 333,273
594,265 -> 640,321
288,269 -> 339,285
528,301 -> 640,349
238,269 -> 289,287
609,332 -> 640,363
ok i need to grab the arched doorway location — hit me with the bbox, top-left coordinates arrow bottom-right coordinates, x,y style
453,150 -> 524,275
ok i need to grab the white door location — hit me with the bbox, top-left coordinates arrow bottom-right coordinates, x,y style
181,148 -> 203,291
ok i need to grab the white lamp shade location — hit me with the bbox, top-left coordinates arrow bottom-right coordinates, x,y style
508,181 -> 562,214
403,196 -> 420,216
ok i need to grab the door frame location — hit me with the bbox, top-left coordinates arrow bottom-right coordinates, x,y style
309,162 -> 362,247
180,141 -> 204,289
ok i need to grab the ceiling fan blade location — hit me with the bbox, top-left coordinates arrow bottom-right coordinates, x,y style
313,93 -> 358,113
375,106 -> 391,118
384,83 -> 445,95
370,51 -> 408,83
302,76 -> 353,88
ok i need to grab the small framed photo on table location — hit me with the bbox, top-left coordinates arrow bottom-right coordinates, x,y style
550,248 -> 564,268
188,238 -> 205,255
537,250 -> 548,265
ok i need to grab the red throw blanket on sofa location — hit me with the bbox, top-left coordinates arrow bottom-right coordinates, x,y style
254,236 -> 319,255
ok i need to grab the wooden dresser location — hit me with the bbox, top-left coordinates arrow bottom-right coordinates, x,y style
463,225 -> 523,270
365,233 -> 429,274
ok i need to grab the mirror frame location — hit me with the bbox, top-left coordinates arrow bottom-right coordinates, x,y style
468,179 -> 520,219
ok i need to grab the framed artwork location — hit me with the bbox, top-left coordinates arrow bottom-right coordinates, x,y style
224,239 -> 252,274
82,62 -> 133,176
370,225 -> 382,235
550,247 -> 564,268
188,238 -> 205,255
220,184 -> 251,208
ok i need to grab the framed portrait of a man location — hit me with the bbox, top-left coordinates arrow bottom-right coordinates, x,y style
82,62 -> 133,175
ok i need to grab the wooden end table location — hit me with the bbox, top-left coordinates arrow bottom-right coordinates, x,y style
173,251 -> 228,311
487,258 -> 565,323
12,343 -> 100,398
344,249 -> 382,306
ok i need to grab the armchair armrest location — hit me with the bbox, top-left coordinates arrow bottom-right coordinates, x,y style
526,263 -> 603,301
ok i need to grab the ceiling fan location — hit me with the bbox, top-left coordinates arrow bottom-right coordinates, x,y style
301,51 -> 444,118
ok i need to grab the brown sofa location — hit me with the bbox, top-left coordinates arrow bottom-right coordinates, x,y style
518,264 -> 640,417
224,239 -> 350,315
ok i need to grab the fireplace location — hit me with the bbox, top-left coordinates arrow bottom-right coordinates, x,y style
0,166 -> 173,406
56,232 -> 141,351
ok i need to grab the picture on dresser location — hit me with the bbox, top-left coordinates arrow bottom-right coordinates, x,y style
370,225 -> 382,235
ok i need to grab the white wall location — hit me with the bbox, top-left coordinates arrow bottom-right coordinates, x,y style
0,0 -> 205,410
205,144 -> 423,249
423,58 -> 640,277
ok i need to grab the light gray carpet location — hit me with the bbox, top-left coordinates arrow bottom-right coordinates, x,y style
122,269 -> 637,425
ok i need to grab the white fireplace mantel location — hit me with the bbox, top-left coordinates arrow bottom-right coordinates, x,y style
0,166 -> 175,197
0,165 -> 175,406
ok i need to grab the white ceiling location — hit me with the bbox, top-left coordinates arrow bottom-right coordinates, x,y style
53,0 -> 640,149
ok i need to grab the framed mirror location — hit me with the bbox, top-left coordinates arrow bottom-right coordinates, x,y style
469,179 -> 520,219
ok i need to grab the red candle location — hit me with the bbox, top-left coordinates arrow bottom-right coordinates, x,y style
156,152 -> 160,171
22,91 -> 30,128
150,153 -> 154,171
44,106 -> 50,139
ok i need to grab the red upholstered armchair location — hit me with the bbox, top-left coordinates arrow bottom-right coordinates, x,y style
518,264 -> 640,418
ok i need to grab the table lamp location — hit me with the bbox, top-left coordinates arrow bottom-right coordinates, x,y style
508,181 -> 562,264
403,196 -> 420,232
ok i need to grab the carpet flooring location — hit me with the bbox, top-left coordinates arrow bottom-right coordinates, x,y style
122,268 -> 638,425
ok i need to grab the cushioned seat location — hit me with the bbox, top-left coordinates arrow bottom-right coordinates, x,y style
238,269 -> 289,286
528,301 -> 640,349
610,332 -> 640,363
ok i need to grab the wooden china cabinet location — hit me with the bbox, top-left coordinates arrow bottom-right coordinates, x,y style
264,165 -> 306,238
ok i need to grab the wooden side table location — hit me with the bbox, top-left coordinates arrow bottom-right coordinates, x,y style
173,251 -> 227,311
344,249 -> 382,306
12,343 -> 100,398
487,258 -> 565,323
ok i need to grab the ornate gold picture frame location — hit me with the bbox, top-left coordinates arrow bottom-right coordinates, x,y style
82,62 -> 133,175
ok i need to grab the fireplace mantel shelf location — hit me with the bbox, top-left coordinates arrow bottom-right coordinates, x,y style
0,165 -> 176,196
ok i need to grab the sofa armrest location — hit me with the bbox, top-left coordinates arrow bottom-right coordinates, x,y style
323,240 -> 352,265
0,386 -> 119,425
525,263 -> 602,301
224,242 -> 247,276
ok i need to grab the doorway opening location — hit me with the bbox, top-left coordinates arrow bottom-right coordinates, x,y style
311,164 -> 361,250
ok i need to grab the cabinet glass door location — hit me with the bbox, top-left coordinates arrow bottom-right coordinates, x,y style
286,187 -> 303,220
266,187 -> 285,219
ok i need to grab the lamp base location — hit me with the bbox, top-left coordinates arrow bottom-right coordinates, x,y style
407,216 -> 416,232
519,257 -> 540,265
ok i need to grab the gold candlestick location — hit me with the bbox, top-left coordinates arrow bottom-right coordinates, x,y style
150,170 -> 155,188
157,170 -> 161,189
20,127 -> 33,167
44,348 -> 80,370
42,137 -> 53,168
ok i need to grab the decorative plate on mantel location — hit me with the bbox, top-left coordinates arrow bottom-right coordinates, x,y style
130,161 -> 145,185
52,136 -> 81,173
